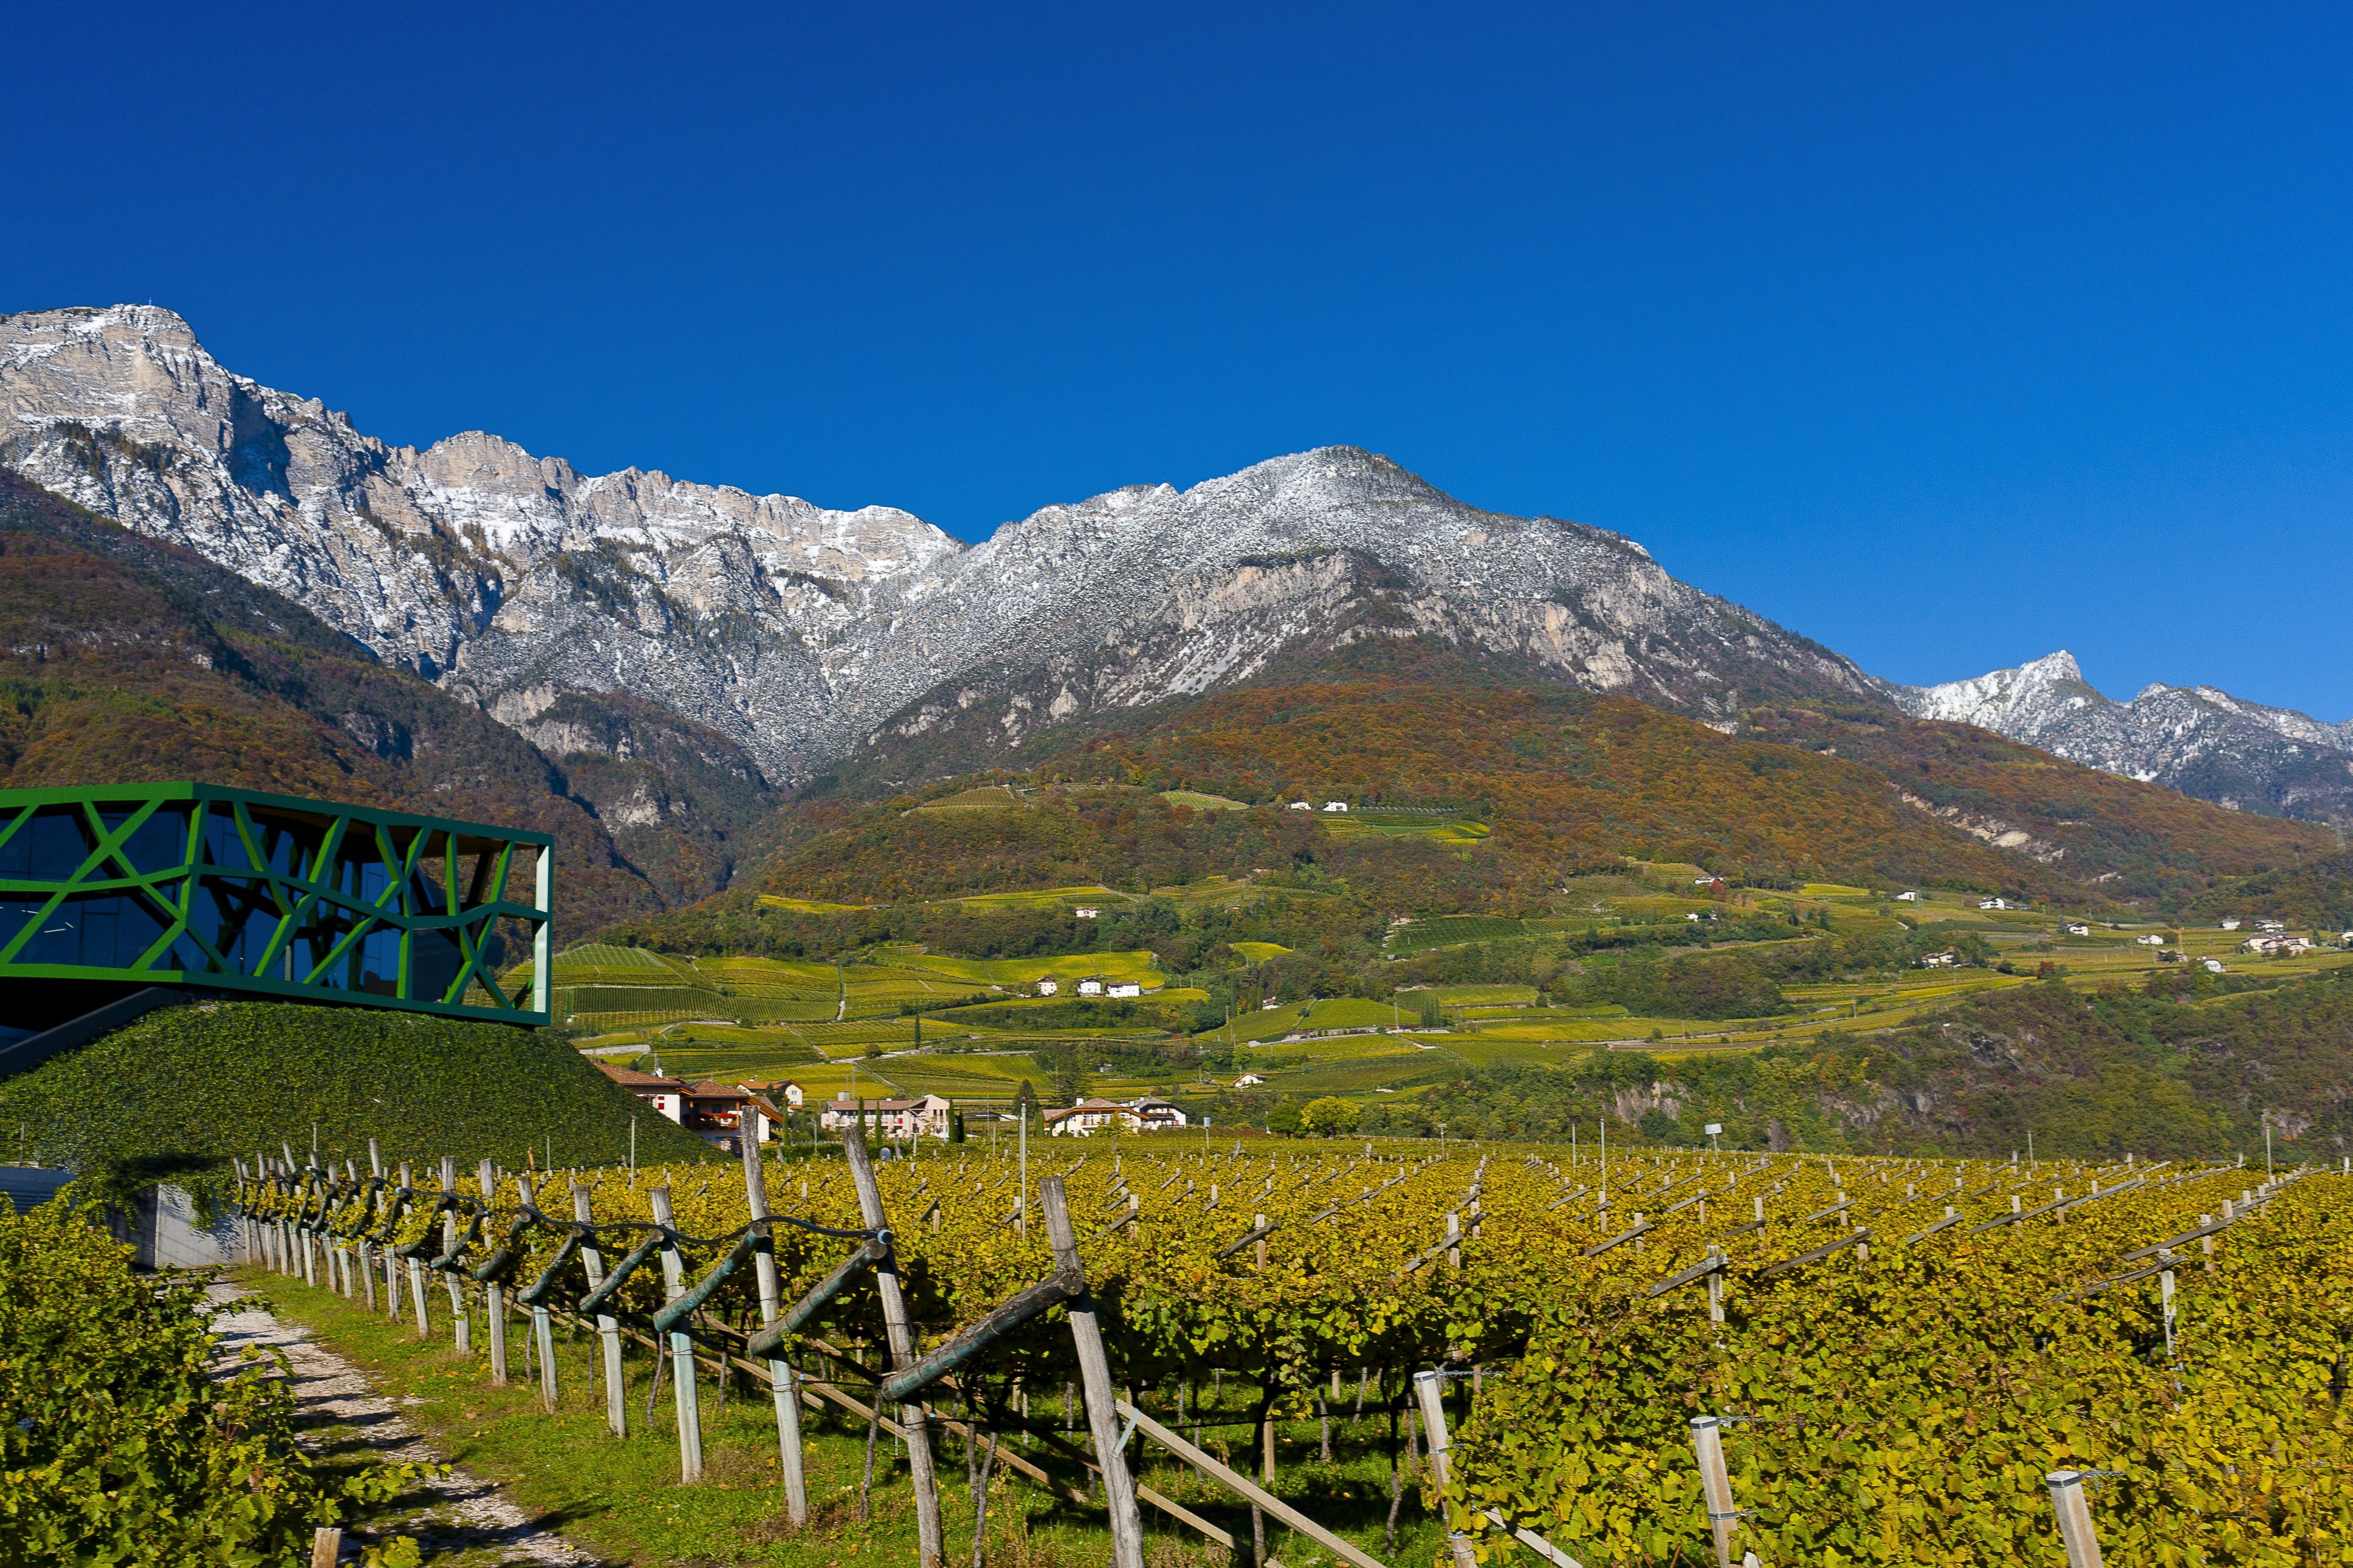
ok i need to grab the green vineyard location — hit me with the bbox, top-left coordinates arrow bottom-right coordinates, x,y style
233,1134 -> 2348,1566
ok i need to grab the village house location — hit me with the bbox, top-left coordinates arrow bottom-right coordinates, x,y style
2219,918 -> 2243,931
1978,897 -> 2013,911
2258,920 -> 2287,933
1234,1073 -> 1268,1087
680,1081 -> 788,1151
2202,957 -> 2227,974
2066,923 -> 2092,936
1035,977 -> 1059,996
1894,891 -> 1920,902
1108,981 -> 1142,998
597,1063 -> 689,1122
2135,934 -> 2167,947
1918,951 -> 1960,968
1077,979 -> 1104,997
1323,801 -> 1348,813
1044,1095 -> 1191,1137
1074,906 -> 1100,919
1288,801 -> 1313,811
817,1092 -> 955,1141
737,1078 -> 803,1110
2243,934 -> 2316,957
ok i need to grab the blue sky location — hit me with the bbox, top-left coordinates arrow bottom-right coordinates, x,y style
8,3 -> 2350,716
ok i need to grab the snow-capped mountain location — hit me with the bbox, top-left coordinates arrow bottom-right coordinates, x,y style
1898,652 -> 2353,820
1,304 -> 1882,783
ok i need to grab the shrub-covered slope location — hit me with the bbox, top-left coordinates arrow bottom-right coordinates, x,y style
0,1001 -> 712,1201
1406,969 -> 2353,1160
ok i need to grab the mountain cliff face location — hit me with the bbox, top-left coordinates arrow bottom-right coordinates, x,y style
1897,652 -> 2353,822
2,306 -> 1886,786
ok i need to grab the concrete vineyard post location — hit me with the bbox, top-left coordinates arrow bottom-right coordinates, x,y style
441,1157 -> 469,1354
647,1184 -> 704,1483
740,1132 -> 808,1525
1413,1369 -> 1480,1568
400,1162 -> 430,1335
1040,1178 -> 1145,1568
2046,1471 -> 2105,1567
843,1133 -> 946,1565
479,1158 -> 507,1384
1691,1417 -> 1739,1568
572,1182 -> 627,1438
308,1525 -> 340,1568
518,1172 -> 557,1412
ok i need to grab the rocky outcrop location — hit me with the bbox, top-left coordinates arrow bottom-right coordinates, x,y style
4,305 -> 1888,785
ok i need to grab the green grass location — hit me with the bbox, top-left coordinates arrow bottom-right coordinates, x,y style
1383,916 -> 1527,954
0,1002 -> 712,1199
249,1271 -> 1454,1568
1321,810 -> 1489,844
1159,789 -> 1250,811
912,784 -> 1028,810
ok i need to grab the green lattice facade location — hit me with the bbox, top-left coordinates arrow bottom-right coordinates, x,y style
0,782 -> 551,1026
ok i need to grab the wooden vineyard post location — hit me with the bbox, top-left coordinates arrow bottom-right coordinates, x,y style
2046,1471 -> 2106,1567
843,1134 -> 946,1566
518,1172 -> 557,1412
1690,1417 -> 1739,1568
573,1182 -> 627,1437
740,1132 -> 808,1526
1412,1370 -> 1480,1568
1040,1178 -> 1146,1568
441,1157 -> 470,1355
308,1525 -> 340,1568
480,1159 -> 508,1385
647,1184 -> 705,1483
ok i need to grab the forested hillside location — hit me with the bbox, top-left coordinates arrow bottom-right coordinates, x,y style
763,682 -> 2064,912
1401,968 -> 2353,1160
1742,704 -> 2338,897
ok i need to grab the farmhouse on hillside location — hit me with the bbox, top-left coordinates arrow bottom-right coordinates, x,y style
1288,801 -> 1313,811
597,1063 -> 689,1122
1108,981 -> 1142,998
1036,977 -> 1059,996
1323,801 -> 1348,812
1919,951 -> 1960,968
1078,979 -> 1104,996
818,1092 -> 955,1141
2066,923 -> 2092,936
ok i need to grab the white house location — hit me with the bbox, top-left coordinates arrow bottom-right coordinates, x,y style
1074,906 -> 1100,919
1108,981 -> 1142,999
2258,919 -> 2287,933
1044,1096 -> 1190,1137
1288,801 -> 1313,812
2219,918 -> 2243,931
738,1078 -> 803,1110
1685,912 -> 1702,922
1036,977 -> 1059,996
2243,934 -> 2315,957
2135,934 -> 2166,947
1919,951 -> 1959,969
1234,1073 -> 1267,1087
1323,801 -> 1348,813
1260,998 -> 1280,1010
1077,979 -> 1104,997
1895,890 -> 1921,902
599,1063 -> 690,1122
1978,897 -> 2012,911
2201,957 -> 2227,974
2066,923 -> 2092,936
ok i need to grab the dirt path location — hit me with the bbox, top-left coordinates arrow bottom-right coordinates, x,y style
208,1282 -> 602,1566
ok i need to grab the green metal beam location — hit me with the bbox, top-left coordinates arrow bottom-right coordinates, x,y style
0,782 -> 554,1026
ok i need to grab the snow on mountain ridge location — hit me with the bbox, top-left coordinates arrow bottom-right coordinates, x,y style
1898,652 -> 2353,820
0,303 -> 1889,784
